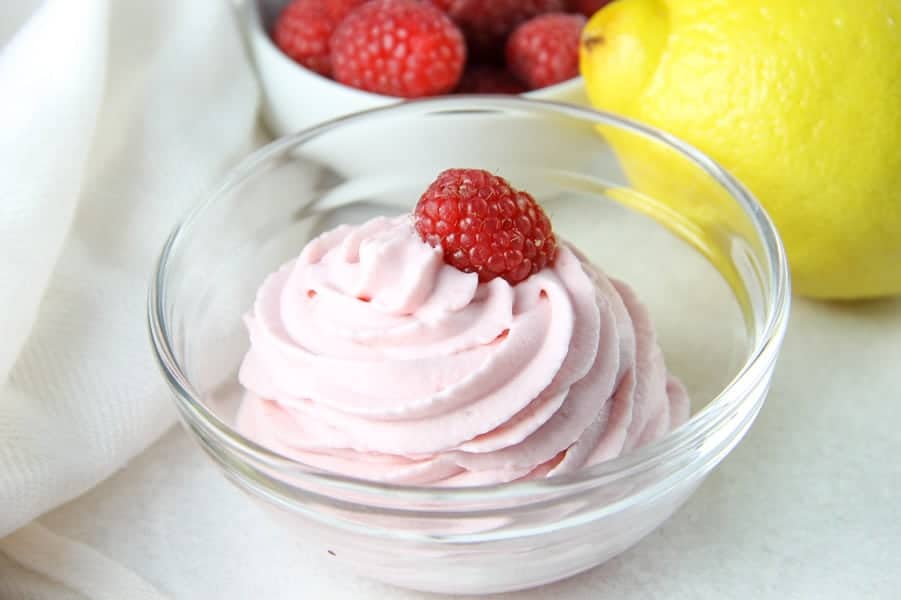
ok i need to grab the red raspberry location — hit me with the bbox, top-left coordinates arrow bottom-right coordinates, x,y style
506,13 -> 586,90
273,0 -> 368,76
456,66 -> 526,94
429,0 -> 566,60
566,0 -> 614,18
414,169 -> 558,285
331,0 -> 465,98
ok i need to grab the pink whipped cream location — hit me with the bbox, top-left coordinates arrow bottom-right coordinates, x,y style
237,215 -> 689,486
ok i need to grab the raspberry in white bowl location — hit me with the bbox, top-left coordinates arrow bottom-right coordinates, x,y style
270,0 -> 367,76
428,0 -> 567,60
236,0 -> 593,135
273,0 -> 587,97
329,1 -> 466,97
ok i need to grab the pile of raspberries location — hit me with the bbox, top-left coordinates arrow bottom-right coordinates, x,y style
272,0 -> 612,98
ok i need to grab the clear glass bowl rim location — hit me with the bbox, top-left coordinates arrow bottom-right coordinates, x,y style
148,96 -> 791,503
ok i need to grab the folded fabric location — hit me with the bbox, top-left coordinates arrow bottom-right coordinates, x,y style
0,0 -> 260,537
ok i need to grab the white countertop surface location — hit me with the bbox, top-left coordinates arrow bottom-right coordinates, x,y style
4,295 -> 898,599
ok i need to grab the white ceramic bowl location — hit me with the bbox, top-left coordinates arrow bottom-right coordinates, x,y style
234,0 -> 590,136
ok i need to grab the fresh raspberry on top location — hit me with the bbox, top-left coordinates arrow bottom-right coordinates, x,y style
506,13 -> 586,90
273,0 -> 368,76
456,66 -> 526,95
331,0 -> 466,98
566,0 -> 614,18
415,169 -> 558,285
429,0 -> 566,59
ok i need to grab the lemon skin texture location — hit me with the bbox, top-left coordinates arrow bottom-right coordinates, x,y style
580,0 -> 901,299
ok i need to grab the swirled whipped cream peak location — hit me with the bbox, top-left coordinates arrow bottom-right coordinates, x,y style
237,169 -> 689,486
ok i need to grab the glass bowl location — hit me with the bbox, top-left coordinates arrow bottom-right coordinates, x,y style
148,97 -> 790,595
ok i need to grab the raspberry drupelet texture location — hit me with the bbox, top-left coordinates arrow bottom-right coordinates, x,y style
428,0 -> 566,59
322,0 -> 371,19
330,0 -> 466,98
273,0 -> 368,76
506,13 -> 586,90
414,169 -> 558,285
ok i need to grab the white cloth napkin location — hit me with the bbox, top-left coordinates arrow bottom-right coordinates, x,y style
0,0 -> 258,552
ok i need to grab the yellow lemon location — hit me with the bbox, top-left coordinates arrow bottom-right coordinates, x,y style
580,0 -> 901,299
